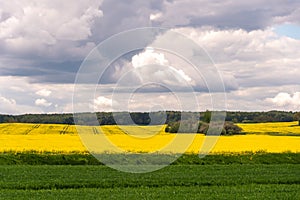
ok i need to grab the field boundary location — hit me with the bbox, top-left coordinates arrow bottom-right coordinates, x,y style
0,151 -> 299,165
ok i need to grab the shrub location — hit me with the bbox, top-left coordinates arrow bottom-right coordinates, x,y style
223,121 -> 243,135
165,121 -> 243,135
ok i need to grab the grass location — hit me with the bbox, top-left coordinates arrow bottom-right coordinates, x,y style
0,151 -> 300,165
1,185 -> 299,200
0,165 -> 299,199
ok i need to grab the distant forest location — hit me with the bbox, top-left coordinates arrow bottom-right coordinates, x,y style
0,111 -> 297,125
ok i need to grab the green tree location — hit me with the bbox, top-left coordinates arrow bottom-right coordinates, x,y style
293,112 -> 300,126
202,110 -> 211,123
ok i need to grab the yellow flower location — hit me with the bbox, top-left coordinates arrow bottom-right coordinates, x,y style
0,122 -> 299,154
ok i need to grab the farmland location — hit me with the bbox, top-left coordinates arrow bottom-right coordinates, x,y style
0,165 -> 299,199
0,122 -> 299,199
237,121 -> 300,136
0,122 -> 300,153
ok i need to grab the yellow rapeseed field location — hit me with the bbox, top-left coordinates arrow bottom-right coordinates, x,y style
237,121 -> 300,135
0,122 -> 299,153
0,123 -> 86,153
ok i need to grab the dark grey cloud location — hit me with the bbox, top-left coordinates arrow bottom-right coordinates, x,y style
1,0 -> 299,85
0,60 -> 81,83
90,0 -> 165,42
158,0 -> 300,30
189,10 -> 270,31
236,69 -> 300,88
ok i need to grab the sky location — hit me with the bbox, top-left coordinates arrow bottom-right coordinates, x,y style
0,0 -> 300,114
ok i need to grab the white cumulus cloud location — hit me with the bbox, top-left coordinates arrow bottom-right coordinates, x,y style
0,96 -> 17,113
36,89 -> 52,97
35,98 -> 52,107
0,0 -> 103,59
149,13 -> 162,21
266,92 -> 300,109
132,48 -> 169,68
92,96 -> 114,111
131,48 -> 192,83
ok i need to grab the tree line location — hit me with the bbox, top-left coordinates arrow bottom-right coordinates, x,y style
0,110 -> 299,125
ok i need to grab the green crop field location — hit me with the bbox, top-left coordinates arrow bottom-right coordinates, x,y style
0,164 -> 299,199
1,122 -> 300,199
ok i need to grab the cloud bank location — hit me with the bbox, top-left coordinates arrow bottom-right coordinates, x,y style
0,0 -> 300,113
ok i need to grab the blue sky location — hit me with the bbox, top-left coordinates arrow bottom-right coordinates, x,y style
0,0 -> 300,114
274,23 -> 300,39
